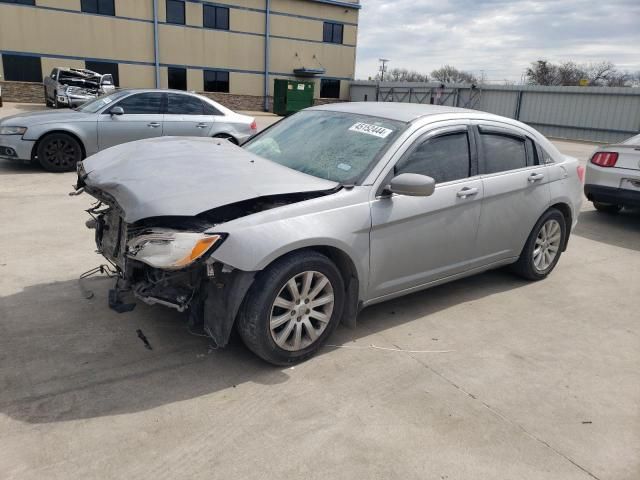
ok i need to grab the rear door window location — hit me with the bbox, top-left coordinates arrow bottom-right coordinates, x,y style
395,131 -> 471,184
480,132 -> 527,174
166,93 -> 206,115
525,138 -> 540,166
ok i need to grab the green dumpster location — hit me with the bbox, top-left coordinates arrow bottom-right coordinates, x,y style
273,79 -> 314,116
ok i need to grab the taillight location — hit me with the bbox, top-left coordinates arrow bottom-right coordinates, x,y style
577,165 -> 585,183
590,152 -> 618,167
250,120 -> 257,131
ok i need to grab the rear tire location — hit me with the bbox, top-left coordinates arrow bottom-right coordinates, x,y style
236,251 -> 344,365
512,208 -> 566,281
36,133 -> 83,172
593,202 -> 622,214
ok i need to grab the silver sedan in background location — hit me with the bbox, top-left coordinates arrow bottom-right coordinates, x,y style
0,89 -> 256,172
584,133 -> 640,213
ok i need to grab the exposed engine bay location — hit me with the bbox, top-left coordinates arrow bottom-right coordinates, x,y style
82,187 -> 337,346
46,68 -> 116,107
57,68 -> 114,95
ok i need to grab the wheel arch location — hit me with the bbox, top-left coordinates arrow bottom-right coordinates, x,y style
212,132 -> 238,145
548,202 -> 572,251
31,129 -> 87,162
261,245 -> 360,322
203,244 -> 361,349
246,244 -> 361,330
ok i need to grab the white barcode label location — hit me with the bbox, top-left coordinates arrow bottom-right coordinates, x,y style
349,122 -> 393,138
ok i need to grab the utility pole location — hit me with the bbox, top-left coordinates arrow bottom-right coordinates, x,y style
379,58 -> 389,82
376,59 -> 389,102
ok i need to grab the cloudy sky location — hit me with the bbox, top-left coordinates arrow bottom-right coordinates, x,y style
355,0 -> 640,82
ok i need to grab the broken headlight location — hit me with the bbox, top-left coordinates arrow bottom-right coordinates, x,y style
126,229 -> 224,270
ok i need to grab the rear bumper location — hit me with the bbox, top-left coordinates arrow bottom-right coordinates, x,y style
584,184 -> 640,207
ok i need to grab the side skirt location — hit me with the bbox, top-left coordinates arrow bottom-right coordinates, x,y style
361,257 -> 519,308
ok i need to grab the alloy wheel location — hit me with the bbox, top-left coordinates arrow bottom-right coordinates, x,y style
533,219 -> 561,272
42,138 -> 78,169
269,271 -> 335,352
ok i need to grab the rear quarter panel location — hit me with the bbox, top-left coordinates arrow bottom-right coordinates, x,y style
548,155 -> 583,230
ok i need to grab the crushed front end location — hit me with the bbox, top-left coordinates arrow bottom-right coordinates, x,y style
74,137 -> 340,348
77,167 -> 255,348
57,86 -> 98,108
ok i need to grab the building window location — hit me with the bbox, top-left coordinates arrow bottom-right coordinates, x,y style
2,54 -> 42,82
203,70 -> 229,93
0,0 -> 36,5
168,67 -> 187,90
80,0 -> 115,16
323,22 -> 343,44
203,5 -> 229,30
85,60 -> 119,86
166,0 -> 185,25
320,79 -> 340,98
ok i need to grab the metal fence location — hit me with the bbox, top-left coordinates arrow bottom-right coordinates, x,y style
349,81 -> 640,144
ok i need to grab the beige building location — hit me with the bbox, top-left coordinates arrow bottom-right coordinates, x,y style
0,0 -> 359,109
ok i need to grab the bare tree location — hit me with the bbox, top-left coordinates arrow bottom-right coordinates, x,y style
556,61 -> 584,86
430,65 -> 478,84
376,68 -> 429,82
525,60 -> 560,86
584,61 -> 616,86
527,59 -> 634,87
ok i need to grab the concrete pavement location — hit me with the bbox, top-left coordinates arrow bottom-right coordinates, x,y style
0,103 -> 638,480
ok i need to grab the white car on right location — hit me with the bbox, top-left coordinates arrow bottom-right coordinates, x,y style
585,133 -> 640,213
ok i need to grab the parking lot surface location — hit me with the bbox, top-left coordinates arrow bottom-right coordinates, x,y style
0,103 -> 638,480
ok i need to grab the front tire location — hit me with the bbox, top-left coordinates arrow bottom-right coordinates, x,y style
512,208 -> 566,281
593,202 -> 622,214
236,251 -> 345,365
36,133 -> 83,172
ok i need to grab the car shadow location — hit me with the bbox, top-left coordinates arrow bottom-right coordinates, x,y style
572,208 -> 640,252
0,270 -> 526,424
0,159 -> 42,175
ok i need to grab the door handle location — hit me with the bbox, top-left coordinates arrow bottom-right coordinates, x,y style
196,123 -> 208,128
528,172 -> 545,182
147,122 -> 161,128
456,187 -> 479,198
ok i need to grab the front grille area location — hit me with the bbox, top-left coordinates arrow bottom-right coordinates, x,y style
98,211 -> 128,270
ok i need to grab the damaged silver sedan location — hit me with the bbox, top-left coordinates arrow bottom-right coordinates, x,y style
76,103 -> 583,364
44,67 -> 116,108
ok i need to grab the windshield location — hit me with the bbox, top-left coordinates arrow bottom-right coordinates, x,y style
243,110 -> 406,184
75,90 -> 129,113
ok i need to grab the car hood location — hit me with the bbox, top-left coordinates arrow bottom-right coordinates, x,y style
0,109 -> 92,126
81,136 -> 339,223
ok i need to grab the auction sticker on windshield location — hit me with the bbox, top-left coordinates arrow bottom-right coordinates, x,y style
349,122 -> 393,139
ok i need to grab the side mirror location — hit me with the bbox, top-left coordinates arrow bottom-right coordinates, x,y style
386,173 -> 436,197
110,106 -> 124,116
